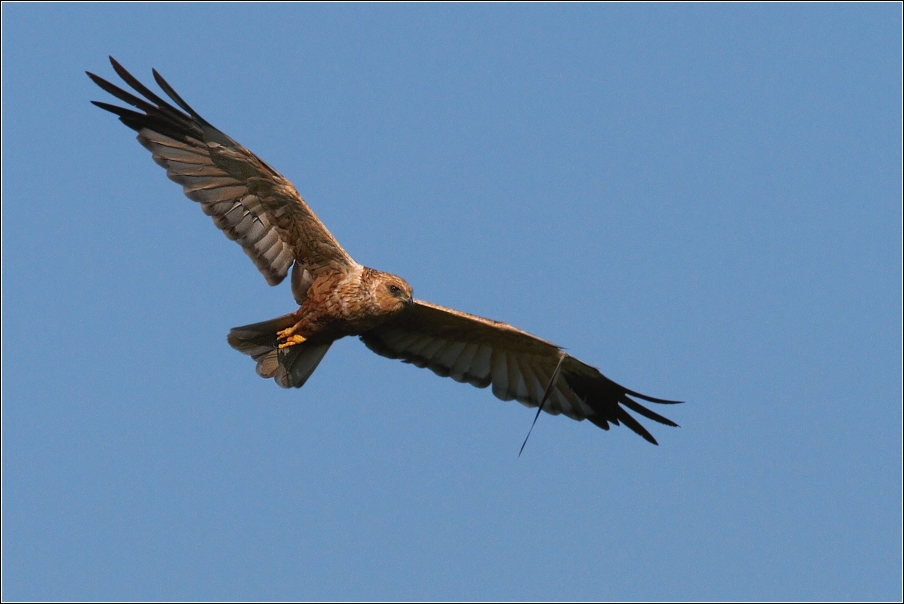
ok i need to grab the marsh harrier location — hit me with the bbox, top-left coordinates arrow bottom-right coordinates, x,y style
88,57 -> 682,445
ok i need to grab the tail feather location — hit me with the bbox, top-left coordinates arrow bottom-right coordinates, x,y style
227,314 -> 332,388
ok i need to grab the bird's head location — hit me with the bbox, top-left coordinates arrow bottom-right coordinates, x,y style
372,271 -> 414,314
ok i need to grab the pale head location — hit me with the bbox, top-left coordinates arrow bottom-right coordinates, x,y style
367,269 -> 414,314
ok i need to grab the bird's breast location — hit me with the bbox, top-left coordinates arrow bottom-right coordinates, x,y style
291,266 -> 395,340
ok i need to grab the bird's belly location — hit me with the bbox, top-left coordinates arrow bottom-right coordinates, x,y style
291,305 -> 393,341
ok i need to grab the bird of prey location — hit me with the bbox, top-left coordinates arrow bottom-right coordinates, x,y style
88,57 -> 682,445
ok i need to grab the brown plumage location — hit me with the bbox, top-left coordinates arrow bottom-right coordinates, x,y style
89,57 -> 683,445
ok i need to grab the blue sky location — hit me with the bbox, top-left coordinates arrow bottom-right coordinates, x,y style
3,4 -> 901,601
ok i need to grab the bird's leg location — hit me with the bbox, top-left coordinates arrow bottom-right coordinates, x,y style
276,323 -> 307,349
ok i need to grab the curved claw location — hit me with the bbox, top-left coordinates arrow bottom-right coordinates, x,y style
276,326 -> 307,349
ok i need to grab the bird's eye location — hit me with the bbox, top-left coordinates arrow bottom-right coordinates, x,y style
388,285 -> 402,296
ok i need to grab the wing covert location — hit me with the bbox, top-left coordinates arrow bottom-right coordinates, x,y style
88,56 -> 355,285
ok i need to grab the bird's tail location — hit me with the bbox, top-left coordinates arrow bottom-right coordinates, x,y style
227,314 -> 332,389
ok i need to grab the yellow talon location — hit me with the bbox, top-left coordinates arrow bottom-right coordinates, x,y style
278,334 -> 307,349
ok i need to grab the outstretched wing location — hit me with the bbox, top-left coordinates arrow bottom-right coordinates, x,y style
88,56 -> 355,286
360,300 -> 682,444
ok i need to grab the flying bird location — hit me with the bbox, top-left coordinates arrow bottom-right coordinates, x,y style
88,57 -> 682,445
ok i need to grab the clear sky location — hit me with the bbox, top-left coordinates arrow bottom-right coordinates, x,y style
3,4 -> 901,601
